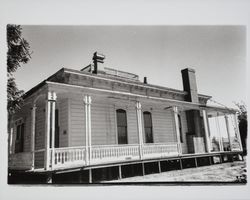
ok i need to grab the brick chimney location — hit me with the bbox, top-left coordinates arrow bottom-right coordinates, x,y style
181,68 -> 203,145
181,68 -> 198,103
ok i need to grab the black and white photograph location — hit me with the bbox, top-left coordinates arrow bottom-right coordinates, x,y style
6,25 -> 247,184
0,0 -> 249,200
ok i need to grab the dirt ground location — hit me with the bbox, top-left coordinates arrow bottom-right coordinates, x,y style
108,161 -> 247,183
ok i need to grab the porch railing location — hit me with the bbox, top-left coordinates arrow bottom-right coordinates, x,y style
52,146 -> 86,169
51,143 -> 179,170
142,143 -> 178,159
91,144 -> 140,164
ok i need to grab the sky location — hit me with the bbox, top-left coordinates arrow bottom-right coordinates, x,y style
15,25 -> 246,108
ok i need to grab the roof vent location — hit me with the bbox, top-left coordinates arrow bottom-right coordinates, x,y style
144,77 -> 148,84
92,52 -> 105,74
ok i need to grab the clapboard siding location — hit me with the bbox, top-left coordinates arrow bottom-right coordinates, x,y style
69,96 -> 85,146
127,106 -> 139,144
91,102 -> 109,145
34,101 -> 45,168
12,104 -> 32,153
180,111 -> 188,154
34,151 -> 44,169
58,99 -> 68,147
35,102 -> 45,150
150,109 -> 176,143
23,114 -> 31,152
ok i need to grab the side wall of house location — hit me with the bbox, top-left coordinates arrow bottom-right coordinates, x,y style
34,100 -> 45,168
57,98 -> 69,147
141,106 -> 177,144
68,93 -> 185,147
68,94 -> 139,146
12,104 -> 32,153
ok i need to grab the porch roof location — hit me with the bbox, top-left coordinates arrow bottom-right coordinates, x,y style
46,80 -> 237,113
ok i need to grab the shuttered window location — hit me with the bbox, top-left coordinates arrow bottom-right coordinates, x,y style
116,109 -> 128,144
143,111 -> 154,143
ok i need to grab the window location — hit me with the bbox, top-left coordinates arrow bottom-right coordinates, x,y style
178,114 -> 183,143
143,111 -> 153,143
15,122 -> 25,153
55,109 -> 60,148
116,109 -> 128,144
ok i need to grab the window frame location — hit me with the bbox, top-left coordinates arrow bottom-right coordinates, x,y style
143,111 -> 154,143
116,109 -> 128,145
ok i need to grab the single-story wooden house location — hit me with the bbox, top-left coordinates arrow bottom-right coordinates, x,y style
8,52 -> 243,183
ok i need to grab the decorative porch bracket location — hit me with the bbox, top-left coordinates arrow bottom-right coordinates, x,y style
173,106 -> 182,155
84,95 -> 92,165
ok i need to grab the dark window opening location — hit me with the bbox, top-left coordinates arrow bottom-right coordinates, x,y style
116,109 -> 128,144
143,111 -> 153,143
15,122 -> 25,153
178,114 -> 183,143
49,109 -> 60,148
55,109 -> 60,148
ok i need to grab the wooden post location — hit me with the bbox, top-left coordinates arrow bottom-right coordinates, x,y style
173,106 -> 182,155
118,165 -> 122,179
44,92 -> 52,170
88,96 -> 92,164
202,110 -> 211,153
234,113 -> 243,152
209,156 -> 212,165
158,161 -> 161,173
50,92 -> 57,170
31,104 -> 37,170
142,163 -> 145,176
84,96 -> 89,165
136,102 -> 143,160
89,169 -> 92,183
224,115 -> 232,151
179,159 -> 183,170
194,157 -> 198,167
44,91 -> 57,170
215,114 -> 224,152
84,95 -> 92,165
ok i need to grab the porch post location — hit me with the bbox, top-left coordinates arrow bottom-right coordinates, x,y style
136,101 -> 143,159
234,113 -> 243,151
173,106 -> 182,155
31,104 -> 37,170
84,95 -> 92,165
224,115 -> 232,151
88,96 -> 92,164
8,118 -> 14,154
215,113 -> 224,152
202,110 -> 211,153
44,91 -> 57,170
44,92 -> 52,170
50,92 -> 57,170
